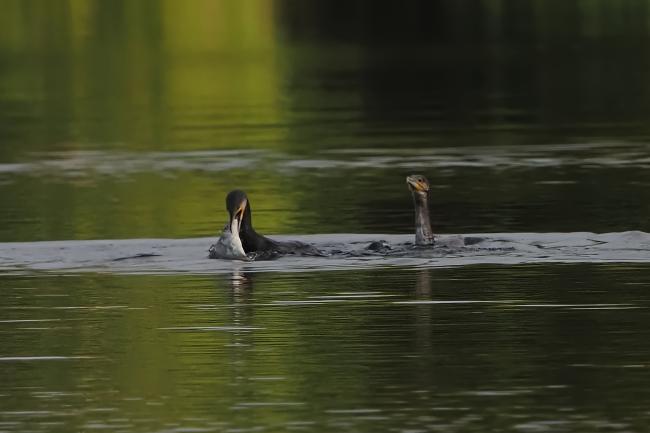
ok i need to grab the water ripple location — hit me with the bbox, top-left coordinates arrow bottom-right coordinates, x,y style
2,142 -> 650,179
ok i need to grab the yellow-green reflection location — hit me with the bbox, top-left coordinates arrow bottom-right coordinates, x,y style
0,0 -> 285,153
0,0 -> 298,239
3,265 -> 650,430
3,1 -> 650,241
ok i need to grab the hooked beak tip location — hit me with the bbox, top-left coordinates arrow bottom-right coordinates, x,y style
406,177 -> 418,191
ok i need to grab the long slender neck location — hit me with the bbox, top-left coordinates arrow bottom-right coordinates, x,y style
239,203 -> 276,252
239,204 -> 259,248
412,191 -> 435,246
240,203 -> 255,234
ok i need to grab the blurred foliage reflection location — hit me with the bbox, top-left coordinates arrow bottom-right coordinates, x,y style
2,1 -> 650,240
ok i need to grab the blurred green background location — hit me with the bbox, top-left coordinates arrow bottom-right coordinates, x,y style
2,0 -> 650,241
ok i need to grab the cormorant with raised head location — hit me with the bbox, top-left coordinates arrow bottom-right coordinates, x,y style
406,174 -> 435,246
209,190 -> 323,260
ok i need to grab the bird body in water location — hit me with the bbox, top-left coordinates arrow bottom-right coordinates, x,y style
209,190 -> 323,261
406,174 -> 435,246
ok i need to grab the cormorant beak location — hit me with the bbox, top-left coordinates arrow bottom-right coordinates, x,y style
229,199 -> 247,235
406,176 -> 429,193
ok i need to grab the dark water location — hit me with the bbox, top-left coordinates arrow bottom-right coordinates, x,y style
2,1 -> 650,431
3,1 -> 650,240
2,265 -> 650,432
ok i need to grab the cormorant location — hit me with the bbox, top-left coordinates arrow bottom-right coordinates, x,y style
406,174 -> 435,246
209,190 -> 323,260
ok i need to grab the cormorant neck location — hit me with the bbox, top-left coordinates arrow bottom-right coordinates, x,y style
412,191 -> 435,246
238,202 -> 276,253
240,203 -> 255,233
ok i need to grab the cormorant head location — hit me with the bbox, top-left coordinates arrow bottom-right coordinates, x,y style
226,190 -> 249,234
406,174 -> 430,195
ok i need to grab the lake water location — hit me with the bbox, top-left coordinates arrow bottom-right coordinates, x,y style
2,1 -> 650,432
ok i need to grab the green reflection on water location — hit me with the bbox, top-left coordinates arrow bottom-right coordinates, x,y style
2,2 -> 650,431
1,264 -> 650,431
0,0 -> 285,155
2,1 -> 650,241
4,0 -> 650,159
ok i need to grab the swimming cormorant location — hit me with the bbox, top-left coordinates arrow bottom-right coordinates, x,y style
406,174 -> 435,246
209,190 -> 323,260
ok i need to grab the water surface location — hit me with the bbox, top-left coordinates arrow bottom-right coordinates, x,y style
3,231 -> 650,274
2,2 -> 650,240
2,1 -> 650,432
2,265 -> 650,432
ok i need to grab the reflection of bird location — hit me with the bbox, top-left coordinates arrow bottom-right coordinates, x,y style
229,269 -> 253,292
210,190 -> 323,260
406,175 -> 435,246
